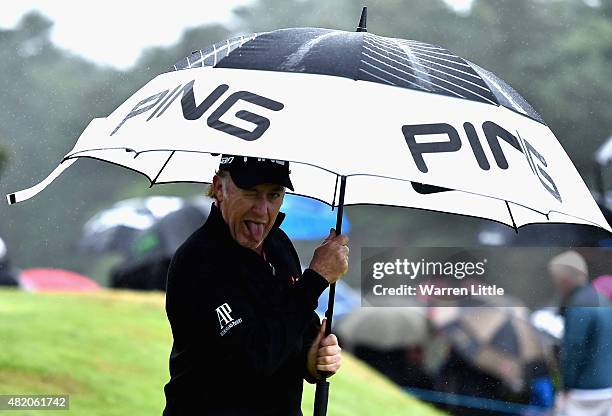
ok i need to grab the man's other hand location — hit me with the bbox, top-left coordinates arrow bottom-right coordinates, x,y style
307,319 -> 342,380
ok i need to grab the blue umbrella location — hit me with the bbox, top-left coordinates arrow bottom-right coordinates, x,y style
280,194 -> 350,240
315,280 -> 360,324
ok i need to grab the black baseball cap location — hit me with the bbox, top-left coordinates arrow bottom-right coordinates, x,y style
218,155 -> 294,191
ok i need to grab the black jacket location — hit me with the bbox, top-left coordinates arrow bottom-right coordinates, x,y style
163,203 -> 328,415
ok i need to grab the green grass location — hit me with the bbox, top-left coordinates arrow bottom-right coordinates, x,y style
0,289 -> 443,416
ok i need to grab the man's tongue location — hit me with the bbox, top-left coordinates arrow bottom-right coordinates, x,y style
245,221 -> 264,241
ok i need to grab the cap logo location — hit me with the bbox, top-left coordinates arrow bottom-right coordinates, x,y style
261,158 -> 286,166
220,156 -> 234,164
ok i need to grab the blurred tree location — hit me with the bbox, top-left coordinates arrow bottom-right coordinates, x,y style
135,24 -> 231,79
0,146 -> 7,175
0,12 -> 230,281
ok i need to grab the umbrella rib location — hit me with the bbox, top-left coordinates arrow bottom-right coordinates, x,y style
505,201 -> 518,232
151,151 -> 176,187
476,70 -> 529,114
331,175 -> 339,210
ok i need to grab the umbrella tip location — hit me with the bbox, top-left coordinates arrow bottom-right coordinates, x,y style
356,6 -> 368,32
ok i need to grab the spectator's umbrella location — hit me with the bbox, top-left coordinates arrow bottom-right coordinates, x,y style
429,305 -> 548,393
7,8 -> 611,415
336,306 -> 427,350
530,308 -> 564,343
110,200 -> 211,291
315,280 -> 360,324
19,268 -> 100,292
79,196 -> 186,254
281,194 -> 351,240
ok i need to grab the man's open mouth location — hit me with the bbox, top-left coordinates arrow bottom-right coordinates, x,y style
244,220 -> 265,241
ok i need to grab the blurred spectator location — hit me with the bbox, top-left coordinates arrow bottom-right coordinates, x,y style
548,250 -> 612,416
337,306 -> 433,389
0,237 -> 18,286
353,345 -> 434,390
434,345 -> 511,416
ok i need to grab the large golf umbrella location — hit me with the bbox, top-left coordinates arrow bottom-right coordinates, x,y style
7,8 -> 610,415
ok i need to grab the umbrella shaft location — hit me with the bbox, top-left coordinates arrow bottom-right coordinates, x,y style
325,175 -> 346,335
315,176 -> 346,415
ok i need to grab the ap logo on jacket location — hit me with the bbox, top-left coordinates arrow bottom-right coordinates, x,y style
215,303 -> 243,336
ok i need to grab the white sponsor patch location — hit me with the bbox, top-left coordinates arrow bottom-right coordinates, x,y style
215,303 -> 242,336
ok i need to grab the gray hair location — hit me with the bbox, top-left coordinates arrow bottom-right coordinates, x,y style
205,170 -> 230,200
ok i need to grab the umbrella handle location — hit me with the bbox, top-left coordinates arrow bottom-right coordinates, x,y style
313,380 -> 330,416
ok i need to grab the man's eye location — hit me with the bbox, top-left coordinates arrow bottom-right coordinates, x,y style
270,193 -> 281,199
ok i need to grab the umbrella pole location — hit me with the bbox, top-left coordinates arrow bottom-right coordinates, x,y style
314,175 -> 347,416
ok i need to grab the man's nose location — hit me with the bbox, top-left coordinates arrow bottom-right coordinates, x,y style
252,197 -> 268,216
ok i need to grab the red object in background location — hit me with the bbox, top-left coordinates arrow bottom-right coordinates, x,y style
19,268 -> 100,292
593,275 -> 612,300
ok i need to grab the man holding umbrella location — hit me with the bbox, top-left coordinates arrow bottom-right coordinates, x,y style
163,155 -> 348,415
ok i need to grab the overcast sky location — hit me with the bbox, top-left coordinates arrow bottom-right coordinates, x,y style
1,0 -> 472,69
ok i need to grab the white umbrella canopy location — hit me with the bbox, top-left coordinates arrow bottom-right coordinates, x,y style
7,61 -> 609,232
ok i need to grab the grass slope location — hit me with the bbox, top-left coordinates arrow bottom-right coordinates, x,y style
0,289 -> 443,416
